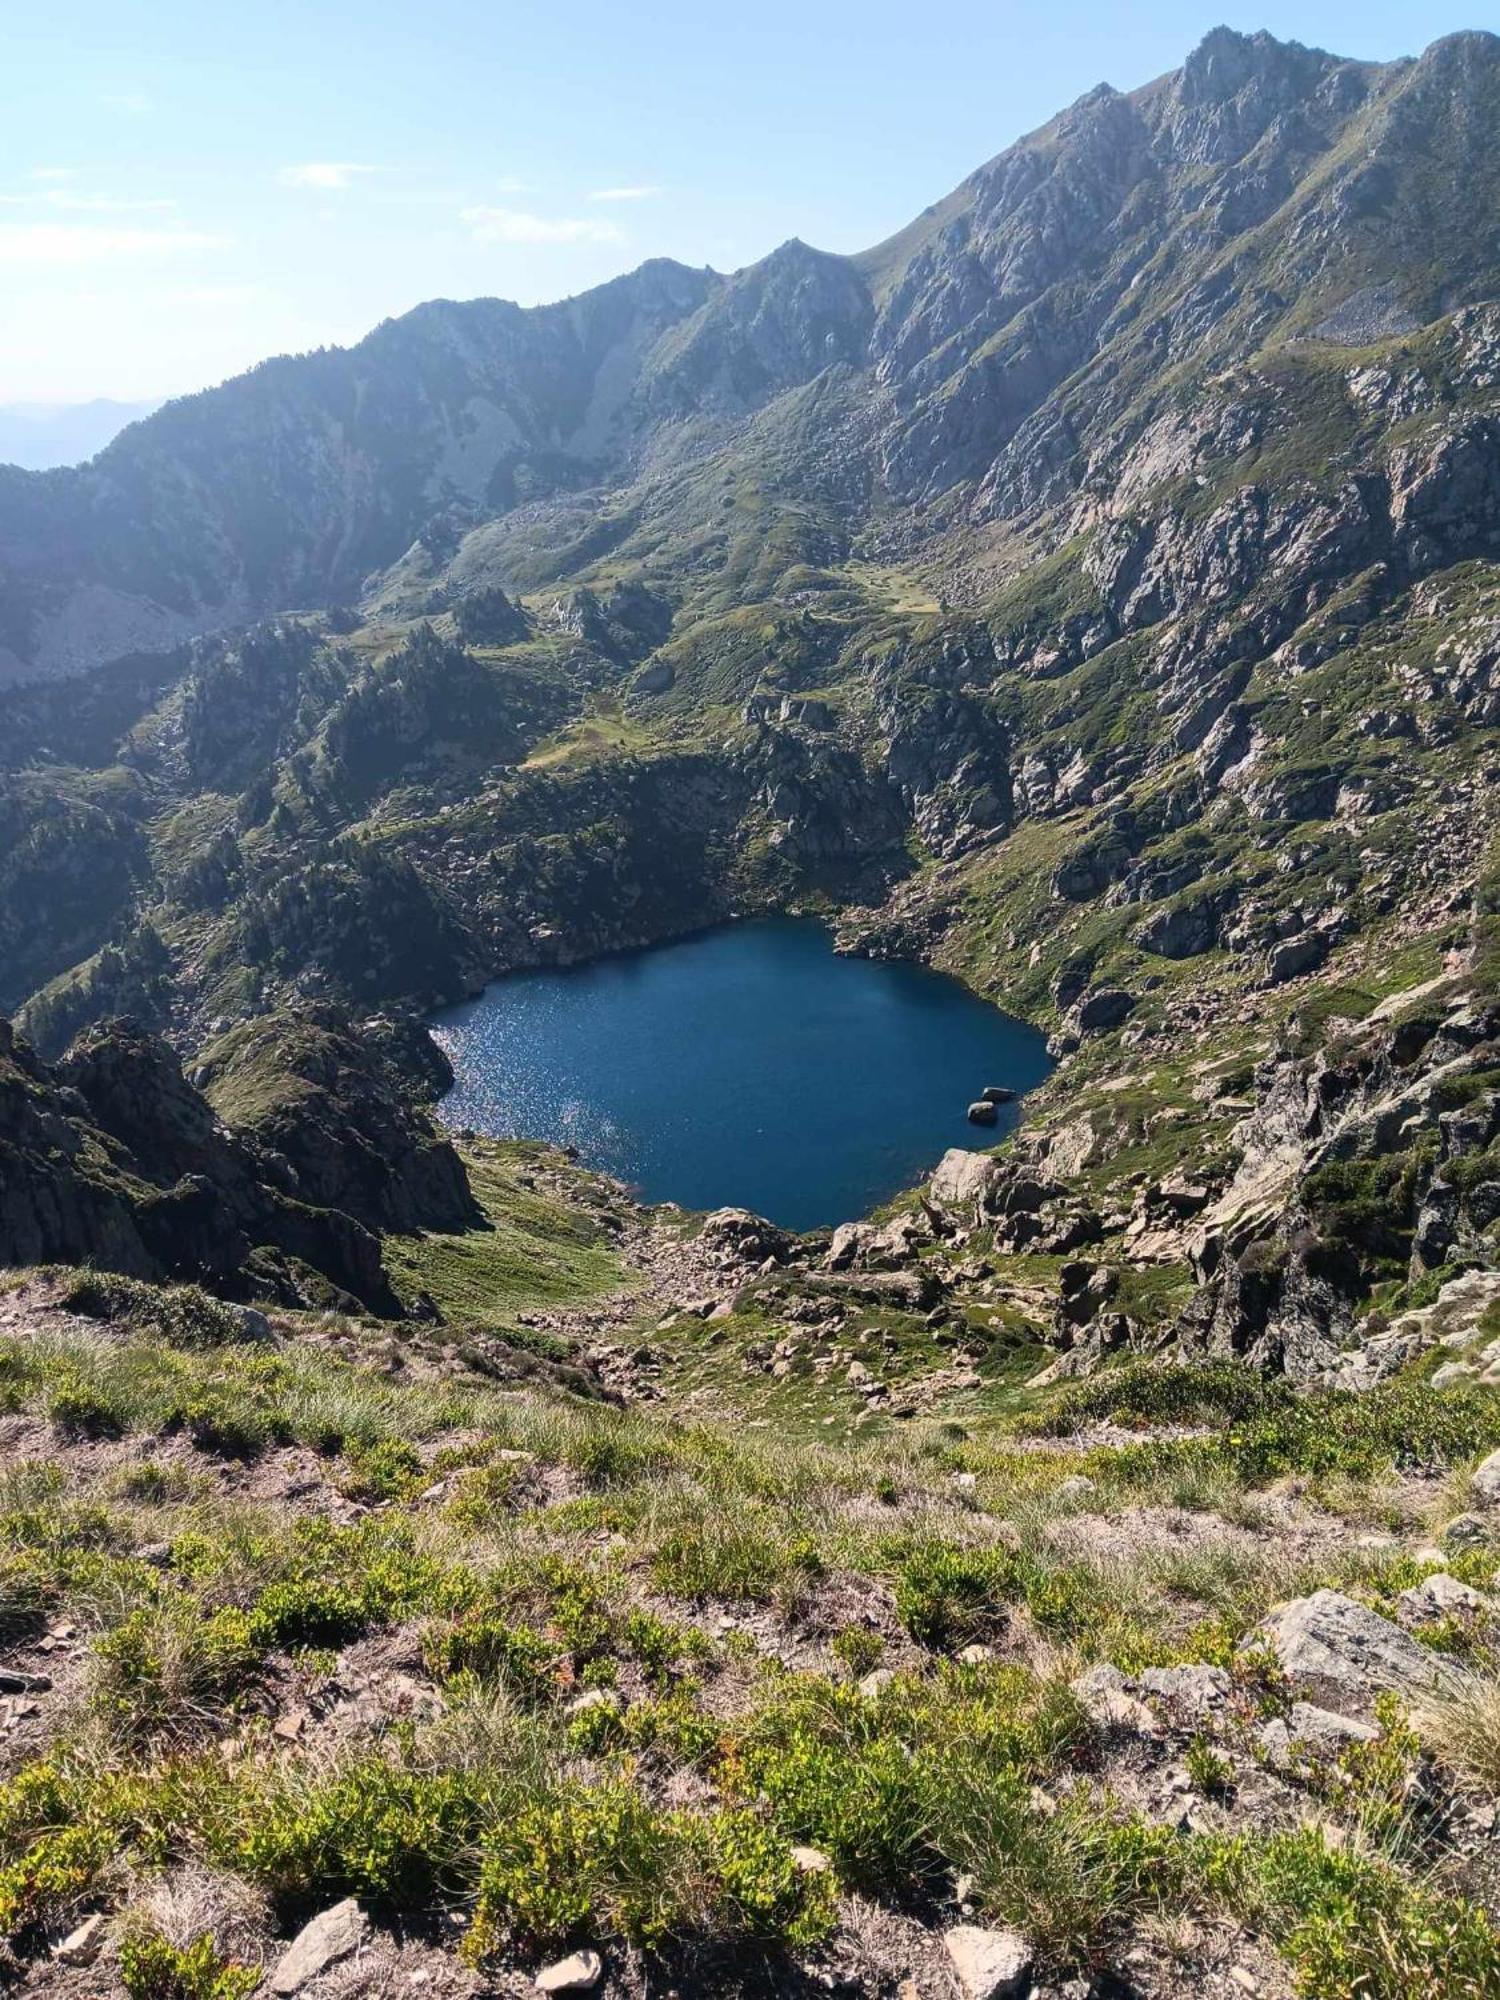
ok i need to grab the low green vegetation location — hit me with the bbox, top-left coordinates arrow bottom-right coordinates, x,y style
3,1273 -> 1500,1990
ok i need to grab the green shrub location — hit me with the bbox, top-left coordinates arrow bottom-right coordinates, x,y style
228,1756 -> 481,1910
731,1680 -> 931,1891
336,1436 -> 423,1503
424,1614 -> 559,1701
47,1371 -> 125,1438
177,1395 -> 275,1460
621,1606 -> 707,1683
830,1626 -> 886,1679
893,1542 -> 1014,1649
651,1514 -> 823,1604
63,1275 -> 253,1351
445,1456 -> 531,1524
466,1779 -> 833,1959
246,1519 -> 469,1650
92,1601 -> 264,1740
1184,1736 -> 1234,1799
466,1777 -> 703,1953
1253,1826 -> 1500,1998
119,1926 -> 259,2000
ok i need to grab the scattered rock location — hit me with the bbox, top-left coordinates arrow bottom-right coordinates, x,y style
1398,1572 -> 1489,1624
930,1149 -> 1002,1216
1070,1664 -> 1165,1738
791,1845 -> 832,1874
967,1100 -> 999,1126
536,1949 -> 604,1993
942,1923 -> 1034,2000
1472,1450 -> 1500,1508
53,1915 -> 107,1966
270,1899 -> 369,1994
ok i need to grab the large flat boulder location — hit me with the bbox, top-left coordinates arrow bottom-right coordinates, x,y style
1253,1589 -> 1468,1710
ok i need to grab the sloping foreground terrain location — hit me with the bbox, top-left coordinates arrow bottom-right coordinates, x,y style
5,20 -> 1500,1999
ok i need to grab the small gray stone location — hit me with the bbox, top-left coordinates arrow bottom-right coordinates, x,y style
566,1688 -> 621,1717
1443,1513 -> 1494,1549
535,1949 -> 603,1993
270,1899 -> 369,1995
1398,1572 -> 1489,1624
1138,1663 -> 1233,1721
1279,1702 -> 1381,1755
943,1924 -> 1034,2000
53,1914 -> 107,1966
1070,1664 -> 1164,1738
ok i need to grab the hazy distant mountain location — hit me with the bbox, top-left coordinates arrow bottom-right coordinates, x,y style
0,399 -> 161,472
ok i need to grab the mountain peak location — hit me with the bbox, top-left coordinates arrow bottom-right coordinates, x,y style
1177,24 -> 1324,103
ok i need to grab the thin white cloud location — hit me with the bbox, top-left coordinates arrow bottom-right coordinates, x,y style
44,192 -> 176,214
101,91 -> 153,115
278,162 -> 376,191
0,187 -> 174,214
164,284 -> 266,307
27,167 -> 76,184
461,204 -> 624,246
588,184 -> 663,202
0,223 -> 227,266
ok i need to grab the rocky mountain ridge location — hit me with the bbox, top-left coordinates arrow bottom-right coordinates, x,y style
5,28 -> 1500,685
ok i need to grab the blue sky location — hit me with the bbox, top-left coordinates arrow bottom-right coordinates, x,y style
4,1 -> 1489,403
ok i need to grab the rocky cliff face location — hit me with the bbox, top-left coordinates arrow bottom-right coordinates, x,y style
0,1010 -> 470,1314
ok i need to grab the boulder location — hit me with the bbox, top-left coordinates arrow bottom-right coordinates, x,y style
967,1100 -> 999,1126
1266,933 -> 1328,985
930,1149 -> 1001,1216
1072,987 -> 1136,1034
698,1207 -> 794,1264
1253,1590 -> 1468,1708
980,1085 -> 1017,1104
270,1899 -> 369,1995
942,1925 -> 1034,2000
1472,1450 -> 1500,1508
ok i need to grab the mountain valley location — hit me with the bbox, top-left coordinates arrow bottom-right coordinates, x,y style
4,25 -> 1500,1999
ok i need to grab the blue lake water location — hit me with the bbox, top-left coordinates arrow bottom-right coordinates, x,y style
430,918 -> 1051,1231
